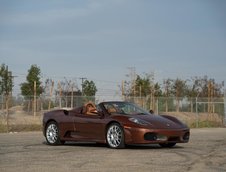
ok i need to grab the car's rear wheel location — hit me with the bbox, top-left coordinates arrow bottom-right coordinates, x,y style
106,123 -> 125,149
159,143 -> 176,148
45,121 -> 64,145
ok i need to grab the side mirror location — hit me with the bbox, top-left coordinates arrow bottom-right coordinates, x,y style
63,110 -> 69,116
149,110 -> 154,114
98,111 -> 105,118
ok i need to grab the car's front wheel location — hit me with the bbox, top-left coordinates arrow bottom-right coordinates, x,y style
159,143 -> 176,148
106,123 -> 125,149
45,121 -> 64,145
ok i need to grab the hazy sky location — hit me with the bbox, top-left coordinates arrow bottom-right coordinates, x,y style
0,0 -> 226,96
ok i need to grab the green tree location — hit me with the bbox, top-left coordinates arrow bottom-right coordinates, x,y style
135,74 -> 152,97
172,78 -> 187,112
0,64 -> 13,97
21,65 -> 43,112
185,79 -> 199,112
0,64 -> 14,132
21,65 -> 43,98
163,79 -> 173,112
192,76 -> 224,98
133,73 -> 163,111
191,76 -> 224,113
154,83 -> 162,97
82,80 -> 97,96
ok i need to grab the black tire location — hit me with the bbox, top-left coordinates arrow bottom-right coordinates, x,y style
159,143 -> 176,148
106,123 -> 125,149
45,121 -> 64,145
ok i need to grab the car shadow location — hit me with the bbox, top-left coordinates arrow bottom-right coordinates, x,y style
42,141 -> 107,148
42,141 -> 184,149
126,144 -> 184,149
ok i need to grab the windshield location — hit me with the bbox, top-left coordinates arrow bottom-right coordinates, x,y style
103,102 -> 149,115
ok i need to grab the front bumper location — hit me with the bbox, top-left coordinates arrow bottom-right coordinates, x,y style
123,126 -> 190,144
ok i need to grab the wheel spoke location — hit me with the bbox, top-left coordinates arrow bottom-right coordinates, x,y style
46,123 -> 58,144
107,125 -> 123,148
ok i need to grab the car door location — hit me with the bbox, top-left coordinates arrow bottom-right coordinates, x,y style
72,114 -> 106,142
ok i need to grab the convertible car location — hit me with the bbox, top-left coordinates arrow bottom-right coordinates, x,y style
43,101 -> 190,149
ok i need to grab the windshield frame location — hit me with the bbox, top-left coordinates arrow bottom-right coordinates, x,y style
101,101 -> 150,116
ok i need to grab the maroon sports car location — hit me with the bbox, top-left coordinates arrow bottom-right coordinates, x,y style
43,101 -> 190,149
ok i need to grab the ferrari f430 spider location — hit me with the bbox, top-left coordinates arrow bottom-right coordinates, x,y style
43,101 -> 190,149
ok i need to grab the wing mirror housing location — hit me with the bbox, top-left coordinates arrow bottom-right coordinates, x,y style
98,111 -> 105,118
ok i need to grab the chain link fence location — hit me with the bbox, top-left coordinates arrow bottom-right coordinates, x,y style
0,95 -> 225,132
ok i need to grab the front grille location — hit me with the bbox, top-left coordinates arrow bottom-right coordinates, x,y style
144,133 -> 157,141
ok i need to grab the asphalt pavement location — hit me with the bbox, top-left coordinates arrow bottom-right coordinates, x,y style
0,128 -> 226,172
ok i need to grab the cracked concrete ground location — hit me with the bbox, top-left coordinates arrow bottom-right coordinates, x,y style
0,128 -> 226,172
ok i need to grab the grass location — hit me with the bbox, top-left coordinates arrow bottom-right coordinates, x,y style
0,122 -> 8,133
190,121 -> 223,128
9,124 -> 42,132
161,111 -> 224,128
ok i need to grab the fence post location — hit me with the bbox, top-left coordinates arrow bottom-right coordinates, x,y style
224,90 -> 226,126
196,97 -> 198,128
34,81 -> 36,117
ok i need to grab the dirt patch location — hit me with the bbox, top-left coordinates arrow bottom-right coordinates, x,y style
0,106 -> 43,132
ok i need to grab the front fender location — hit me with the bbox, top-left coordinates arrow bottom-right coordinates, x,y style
160,115 -> 188,128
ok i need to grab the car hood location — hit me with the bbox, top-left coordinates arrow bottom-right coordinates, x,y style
130,114 -> 184,129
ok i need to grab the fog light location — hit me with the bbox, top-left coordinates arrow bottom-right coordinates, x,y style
183,132 -> 190,141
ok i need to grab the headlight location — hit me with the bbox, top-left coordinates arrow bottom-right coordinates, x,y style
129,118 -> 149,125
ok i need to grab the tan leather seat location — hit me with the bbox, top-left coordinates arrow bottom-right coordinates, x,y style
107,106 -> 117,114
83,102 -> 97,115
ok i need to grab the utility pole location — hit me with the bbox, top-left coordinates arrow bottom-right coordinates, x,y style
34,81 -> 37,117
48,81 -> 54,110
80,77 -> 87,96
58,81 -> 62,108
139,85 -> 142,98
71,83 -> 74,108
196,87 -> 202,128
121,80 -> 125,100
224,84 -> 226,126
64,77 -> 71,108
164,79 -> 169,113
